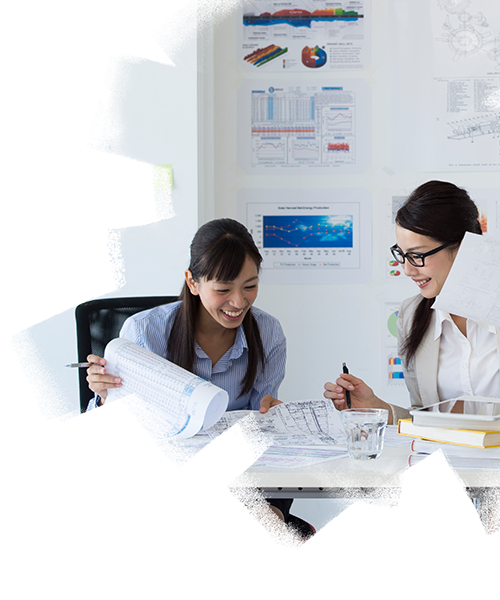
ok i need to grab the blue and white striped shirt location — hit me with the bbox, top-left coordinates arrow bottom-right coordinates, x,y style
87,301 -> 286,412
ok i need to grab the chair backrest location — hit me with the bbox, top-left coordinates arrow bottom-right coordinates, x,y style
75,296 -> 178,412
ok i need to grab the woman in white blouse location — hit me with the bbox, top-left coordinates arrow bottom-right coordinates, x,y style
324,180 -> 500,424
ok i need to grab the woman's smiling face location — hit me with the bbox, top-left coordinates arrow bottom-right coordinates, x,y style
185,255 -> 259,330
395,225 -> 459,299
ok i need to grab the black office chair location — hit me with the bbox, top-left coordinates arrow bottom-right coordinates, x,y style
75,296 -> 178,412
75,295 -> 315,540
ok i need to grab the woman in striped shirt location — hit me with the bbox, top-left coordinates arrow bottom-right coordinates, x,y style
86,218 -> 313,536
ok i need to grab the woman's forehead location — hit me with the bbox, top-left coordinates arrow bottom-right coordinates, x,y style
210,255 -> 259,283
395,225 -> 439,251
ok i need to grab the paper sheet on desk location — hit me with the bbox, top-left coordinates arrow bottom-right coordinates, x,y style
173,400 -> 347,468
384,425 -> 413,447
432,232 -> 500,327
155,400 -> 347,469
204,399 -> 348,469
172,419 -> 409,469
203,399 -> 346,446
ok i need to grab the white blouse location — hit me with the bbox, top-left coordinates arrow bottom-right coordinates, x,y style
434,309 -> 500,412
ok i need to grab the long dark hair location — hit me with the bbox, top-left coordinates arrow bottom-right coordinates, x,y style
167,218 -> 265,396
397,181 -> 482,362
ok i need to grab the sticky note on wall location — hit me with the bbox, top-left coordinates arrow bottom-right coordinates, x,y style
148,165 -> 174,190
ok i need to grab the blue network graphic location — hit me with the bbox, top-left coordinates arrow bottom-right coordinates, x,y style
263,215 -> 353,248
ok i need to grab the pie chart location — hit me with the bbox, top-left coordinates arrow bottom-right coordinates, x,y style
387,310 -> 398,338
302,45 -> 327,68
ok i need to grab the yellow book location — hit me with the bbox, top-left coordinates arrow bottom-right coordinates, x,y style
398,418 -> 500,449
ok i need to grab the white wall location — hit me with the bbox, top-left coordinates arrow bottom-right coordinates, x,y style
11,1 -> 198,421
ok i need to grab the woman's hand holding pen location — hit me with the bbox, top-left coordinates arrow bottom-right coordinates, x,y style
86,354 -> 122,402
324,373 -> 374,410
323,373 -> 393,423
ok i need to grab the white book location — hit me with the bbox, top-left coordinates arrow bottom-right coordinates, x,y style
410,438 -> 500,458
105,338 -> 229,439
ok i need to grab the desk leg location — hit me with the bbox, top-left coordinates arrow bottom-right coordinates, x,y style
473,498 -> 488,535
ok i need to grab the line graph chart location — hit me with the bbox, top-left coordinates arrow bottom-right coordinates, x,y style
263,215 -> 353,248
253,138 -> 287,161
321,107 -> 353,133
289,138 -> 320,162
241,191 -> 371,284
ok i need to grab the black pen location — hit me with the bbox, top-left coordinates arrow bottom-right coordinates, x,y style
342,362 -> 351,408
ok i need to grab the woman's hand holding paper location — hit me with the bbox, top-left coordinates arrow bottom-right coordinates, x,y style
86,354 -> 122,401
259,394 -> 283,414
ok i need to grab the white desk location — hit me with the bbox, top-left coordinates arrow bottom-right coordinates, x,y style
231,445 -> 500,531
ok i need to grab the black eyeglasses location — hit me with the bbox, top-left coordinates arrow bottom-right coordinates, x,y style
390,242 -> 453,267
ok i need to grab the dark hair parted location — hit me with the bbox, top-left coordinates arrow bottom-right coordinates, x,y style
397,181 -> 482,363
167,218 -> 265,397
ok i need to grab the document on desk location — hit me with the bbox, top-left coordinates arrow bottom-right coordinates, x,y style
104,338 -> 229,439
198,400 -> 348,468
204,399 -> 346,446
176,414 -> 408,469
432,232 -> 500,327
155,399 -> 347,469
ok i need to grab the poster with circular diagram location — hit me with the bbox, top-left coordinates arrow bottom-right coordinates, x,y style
239,0 -> 370,72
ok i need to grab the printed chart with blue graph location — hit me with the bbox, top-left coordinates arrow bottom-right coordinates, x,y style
263,215 -> 353,248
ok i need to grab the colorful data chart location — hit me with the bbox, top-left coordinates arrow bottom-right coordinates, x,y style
244,45 -> 288,67
387,354 -> 404,382
263,215 -> 353,249
389,371 -> 404,380
387,310 -> 398,338
302,45 -> 327,68
388,259 -> 401,277
327,141 -> 351,154
243,8 -> 362,29
389,357 -> 402,365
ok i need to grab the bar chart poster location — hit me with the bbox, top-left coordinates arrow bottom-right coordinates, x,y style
237,79 -> 371,174
238,0 -> 370,72
239,188 -> 371,284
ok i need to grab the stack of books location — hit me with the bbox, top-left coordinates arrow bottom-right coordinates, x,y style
398,396 -> 500,469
